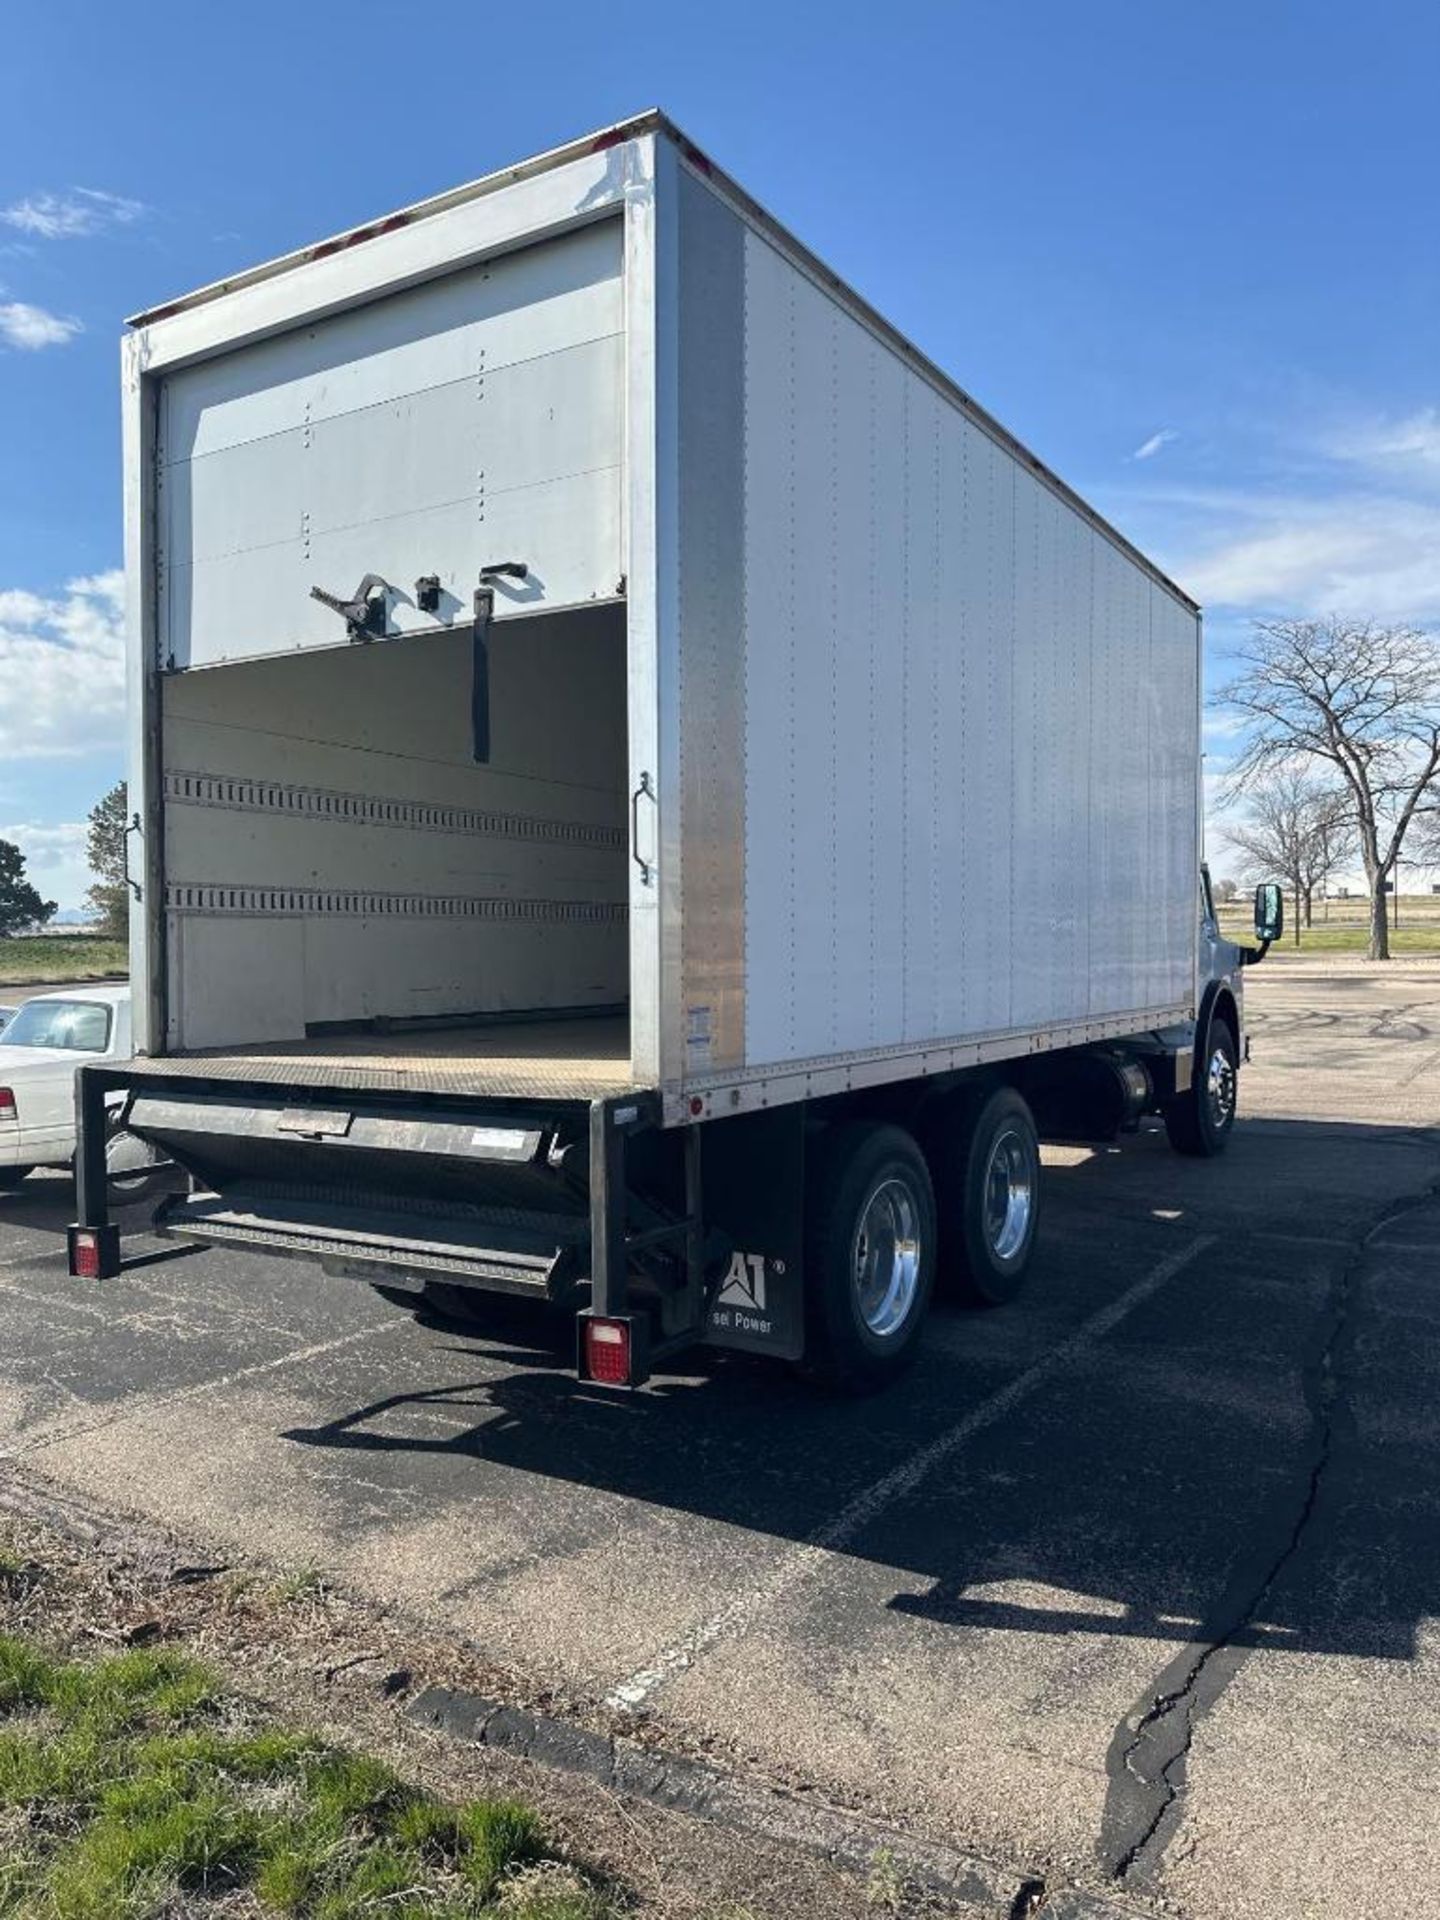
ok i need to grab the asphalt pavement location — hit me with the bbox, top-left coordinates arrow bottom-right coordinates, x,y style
1,956 -> 1438,1917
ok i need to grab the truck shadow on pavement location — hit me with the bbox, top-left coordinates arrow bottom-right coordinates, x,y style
275,1112 -> 1440,1883
278,1115 -> 1440,1673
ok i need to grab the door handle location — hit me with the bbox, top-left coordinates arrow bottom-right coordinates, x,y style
123,814 -> 143,901
631,772 -> 656,886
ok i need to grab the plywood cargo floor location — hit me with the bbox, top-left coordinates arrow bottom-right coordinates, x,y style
123,1015 -> 635,1101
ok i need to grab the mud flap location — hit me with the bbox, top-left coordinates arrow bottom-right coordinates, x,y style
697,1106 -> 805,1361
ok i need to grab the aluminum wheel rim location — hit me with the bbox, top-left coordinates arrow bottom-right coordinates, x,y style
105,1124 -> 160,1192
1207,1046 -> 1236,1130
984,1127 -> 1034,1262
853,1175 -> 923,1338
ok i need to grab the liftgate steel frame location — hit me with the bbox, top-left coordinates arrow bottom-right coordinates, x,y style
70,1070 -> 707,1378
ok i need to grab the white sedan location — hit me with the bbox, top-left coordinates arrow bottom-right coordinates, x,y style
0,985 -> 157,1194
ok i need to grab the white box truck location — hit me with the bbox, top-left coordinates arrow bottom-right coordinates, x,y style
69,113 -> 1280,1388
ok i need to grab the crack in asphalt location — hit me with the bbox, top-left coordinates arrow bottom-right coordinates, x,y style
1096,1159 -> 1440,1887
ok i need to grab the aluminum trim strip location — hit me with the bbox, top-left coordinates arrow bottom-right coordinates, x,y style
676,167 -> 746,1072
664,1002 -> 1194,1124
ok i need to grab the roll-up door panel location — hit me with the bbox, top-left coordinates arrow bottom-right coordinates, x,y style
157,218 -> 624,671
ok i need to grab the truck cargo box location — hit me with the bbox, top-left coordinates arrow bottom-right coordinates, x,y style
122,112 -> 1200,1127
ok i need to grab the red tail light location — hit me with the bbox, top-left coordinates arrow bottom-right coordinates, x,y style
70,1230 -> 103,1279
67,1224 -> 121,1281
0,1088 -> 15,1121
583,1318 -> 632,1385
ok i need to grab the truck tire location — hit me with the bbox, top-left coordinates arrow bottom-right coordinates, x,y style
929,1086 -> 1042,1306
417,1282 -> 489,1324
0,1168 -> 31,1190
799,1122 -> 936,1392
418,1281 -> 577,1348
102,1120 -> 173,1207
1165,1018 -> 1238,1157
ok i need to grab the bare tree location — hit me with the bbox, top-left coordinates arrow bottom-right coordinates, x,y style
1409,795 -> 1440,873
1224,772 -> 1354,943
1212,875 -> 1238,905
1303,785 -> 1355,925
1219,618 -> 1440,959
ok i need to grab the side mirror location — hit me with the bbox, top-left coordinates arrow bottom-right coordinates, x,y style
1254,881 -> 1284,947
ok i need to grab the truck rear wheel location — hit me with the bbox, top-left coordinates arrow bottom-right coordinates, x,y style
1165,1020 -> 1238,1157
101,1111 -> 173,1206
0,1168 -> 31,1190
413,1281 -> 577,1349
799,1122 -> 936,1392
929,1086 -> 1041,1306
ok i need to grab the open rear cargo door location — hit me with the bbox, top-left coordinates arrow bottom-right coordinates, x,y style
156,217 -> 624,671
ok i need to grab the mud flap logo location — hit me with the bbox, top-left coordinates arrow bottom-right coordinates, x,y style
705,1250 -> 801,1360
717,1250 -> 766,1313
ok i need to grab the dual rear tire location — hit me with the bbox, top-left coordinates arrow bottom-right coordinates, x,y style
801,1086 -> 1042,1391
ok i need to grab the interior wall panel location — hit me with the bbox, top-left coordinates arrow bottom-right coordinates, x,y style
161,611 -> 628,1048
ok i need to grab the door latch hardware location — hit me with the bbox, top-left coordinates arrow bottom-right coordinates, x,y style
310,574 -> 390,642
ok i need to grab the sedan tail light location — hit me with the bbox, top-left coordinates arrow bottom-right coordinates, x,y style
0,1088 -> 15,1122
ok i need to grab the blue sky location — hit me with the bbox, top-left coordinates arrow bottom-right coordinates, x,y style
3,0 -> 1439,905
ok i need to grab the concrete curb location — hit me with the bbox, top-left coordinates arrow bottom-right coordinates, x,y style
408,1683 -> 1040,1916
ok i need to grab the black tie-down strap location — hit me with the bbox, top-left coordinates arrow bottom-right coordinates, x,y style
471,584 -> 494,763
470,564 -> 528,764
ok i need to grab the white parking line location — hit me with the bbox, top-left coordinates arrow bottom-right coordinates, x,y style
607,1233 -> 1216,1713
0,1248 -> 62,1270
0,1317 -> 408,1463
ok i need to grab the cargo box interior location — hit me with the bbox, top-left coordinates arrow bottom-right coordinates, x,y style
157,602 -> 633,1094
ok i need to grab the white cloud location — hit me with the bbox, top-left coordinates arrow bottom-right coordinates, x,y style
0,570 -> 125,764
1329,407 -> 1440,475
1131,428 -> 1178,462
1182,493 -> 1440,620
0,300 -> 82,349
0,821 -> 91,915
1202,709 -> 1247,743
0,187 -> 145,241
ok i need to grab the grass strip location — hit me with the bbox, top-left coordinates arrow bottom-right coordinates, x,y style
0,1632 -> 609,1919
0,939 -> 128,988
